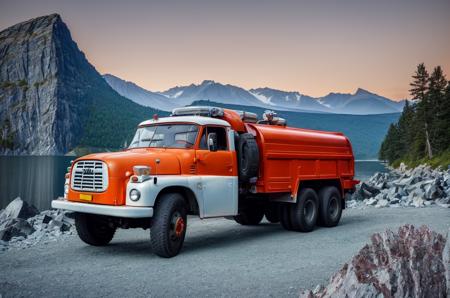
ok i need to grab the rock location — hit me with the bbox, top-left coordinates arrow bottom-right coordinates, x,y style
423,183 -> 444,200
0,218 -> 35,241
411,196 -> 425,208
389,198 -> 400,205
375,199 -> 389,208
300,225 -> 447,298
360,182 -> 380,197
0,197 -> 38,221
365,198 -> 378,206
42,215 -> 52,224
444,228 -> 450,295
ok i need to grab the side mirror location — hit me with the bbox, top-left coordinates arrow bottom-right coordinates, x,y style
207,133 -> 218,152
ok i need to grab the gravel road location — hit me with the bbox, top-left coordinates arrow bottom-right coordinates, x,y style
1,207 -> 449,298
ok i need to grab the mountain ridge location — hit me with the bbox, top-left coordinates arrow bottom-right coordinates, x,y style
105,74 -> 405,115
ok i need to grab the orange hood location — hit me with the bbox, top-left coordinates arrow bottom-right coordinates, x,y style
77,148 -> 181,177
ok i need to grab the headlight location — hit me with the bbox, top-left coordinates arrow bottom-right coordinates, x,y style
64,184 -> 69,194
129,189 -> 141,201
133,165 -> 151,176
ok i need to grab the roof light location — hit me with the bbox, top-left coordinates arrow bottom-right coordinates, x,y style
236,110 -> 258,123
171,106 -> 224,117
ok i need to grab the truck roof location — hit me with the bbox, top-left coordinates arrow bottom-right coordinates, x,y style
138,116 -> 231,127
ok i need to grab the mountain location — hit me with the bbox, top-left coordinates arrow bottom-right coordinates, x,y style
103,74 -> 174,111
160,80 -> 265,107
190,100 -> 401,159
0,14 -> 165,155
249,87 -> 330,112
319,88 -> 405,114
106,74 -> 405,115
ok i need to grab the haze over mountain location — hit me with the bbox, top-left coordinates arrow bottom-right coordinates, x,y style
104,75 -> 405,115
0,14 -> 163,155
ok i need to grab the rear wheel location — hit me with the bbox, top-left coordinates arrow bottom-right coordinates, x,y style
264,204 -> 280,223
318,186 -> 342,227
75,213 -> 116,246
234,207 -> 264,225
290,188 -> 318,232
151,193 -> 187,258
279,204 -> 294,231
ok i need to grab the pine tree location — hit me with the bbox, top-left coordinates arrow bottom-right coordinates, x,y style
409,63 -> 432,158
427,66 -> 448,153
396,101 -> 415,158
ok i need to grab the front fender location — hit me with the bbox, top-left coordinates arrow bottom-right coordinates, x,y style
126,175 -> 204,216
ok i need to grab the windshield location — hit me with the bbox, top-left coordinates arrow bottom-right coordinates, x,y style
129,124 -> 199,149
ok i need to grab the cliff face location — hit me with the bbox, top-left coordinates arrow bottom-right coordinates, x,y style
0,14 -> 83,154
0,14 -> 162,155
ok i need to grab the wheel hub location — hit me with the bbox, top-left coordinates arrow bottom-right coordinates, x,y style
174,217 -> 185,238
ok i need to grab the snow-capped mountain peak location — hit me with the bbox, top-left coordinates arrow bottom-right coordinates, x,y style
103,74 -> 405,115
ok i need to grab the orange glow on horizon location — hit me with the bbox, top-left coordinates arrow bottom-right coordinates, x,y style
1,0 -> 449,101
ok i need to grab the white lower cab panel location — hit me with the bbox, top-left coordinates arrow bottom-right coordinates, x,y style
126,175 -> 238,218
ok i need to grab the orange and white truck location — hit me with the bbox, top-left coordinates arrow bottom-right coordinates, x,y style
52,106 -> 358,257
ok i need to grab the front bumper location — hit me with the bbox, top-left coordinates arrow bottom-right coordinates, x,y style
51,198 -> 153,218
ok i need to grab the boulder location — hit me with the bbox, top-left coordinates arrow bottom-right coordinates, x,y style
365,198 -> 378,206
300,225 -> 447,298
411,196 -> 425,208
360,183 -> 381,197
0,197 -> 39,221
375,199 -> 389,208
0,218 -> 35,241
444,228 -> 450,295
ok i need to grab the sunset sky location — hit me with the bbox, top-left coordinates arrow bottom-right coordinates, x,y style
1,0 -> 449,100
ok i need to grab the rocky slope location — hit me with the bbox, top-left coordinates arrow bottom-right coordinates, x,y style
0,14 -> 162,155
300,225 -> 449,297
0,197 -> 74,251
348,164 -> 450,208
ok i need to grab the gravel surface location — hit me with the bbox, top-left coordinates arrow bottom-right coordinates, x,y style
1,207 -> 449,298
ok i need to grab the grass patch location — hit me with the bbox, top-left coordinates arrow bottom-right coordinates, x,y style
392,150 -> 450,169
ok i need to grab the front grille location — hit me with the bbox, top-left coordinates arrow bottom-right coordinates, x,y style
71,160 -> 108,192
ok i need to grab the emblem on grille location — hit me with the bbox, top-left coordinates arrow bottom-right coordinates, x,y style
83,168 -> 94,175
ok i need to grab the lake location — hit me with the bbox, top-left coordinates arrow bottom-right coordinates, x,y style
0,157 -> 388,211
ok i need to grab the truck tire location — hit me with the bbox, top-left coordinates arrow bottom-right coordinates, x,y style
279,204 -> 294,230
237,133 -> 259,182
318,186 -> 342,227
264,204 -> 280,223
290,188 -> 318,232
75,213 -> 116,246
234,207 -> 264,225
151,193 -> 187,258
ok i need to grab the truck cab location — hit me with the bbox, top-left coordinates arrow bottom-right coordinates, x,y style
52,106 -> 358,258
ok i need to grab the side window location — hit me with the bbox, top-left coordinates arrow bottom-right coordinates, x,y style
198,126 -> 228,151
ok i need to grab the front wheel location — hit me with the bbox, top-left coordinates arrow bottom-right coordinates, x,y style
75,213 -> 116,246
151,193 -> 187,258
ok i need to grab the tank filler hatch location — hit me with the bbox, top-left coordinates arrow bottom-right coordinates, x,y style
258,110 -> 287,126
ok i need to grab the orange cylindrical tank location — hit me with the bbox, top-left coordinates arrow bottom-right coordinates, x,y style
244,123 -> 355,194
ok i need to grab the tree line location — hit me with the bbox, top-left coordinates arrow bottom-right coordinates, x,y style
379,64 -> 450,167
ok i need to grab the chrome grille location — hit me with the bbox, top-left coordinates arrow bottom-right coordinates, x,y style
71,160 -> 108,192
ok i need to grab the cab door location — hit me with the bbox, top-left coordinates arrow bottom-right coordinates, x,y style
195,126 -> 238,217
